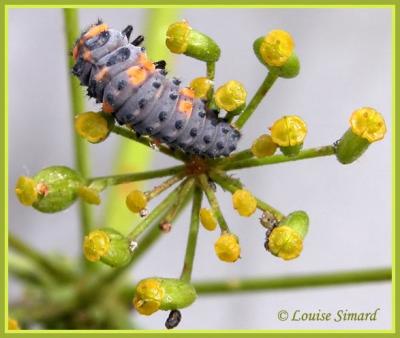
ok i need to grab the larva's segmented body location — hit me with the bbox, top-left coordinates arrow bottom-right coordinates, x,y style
72,22 -> 241,158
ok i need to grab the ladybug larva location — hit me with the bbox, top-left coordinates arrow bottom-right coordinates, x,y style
72,21 -> 241,158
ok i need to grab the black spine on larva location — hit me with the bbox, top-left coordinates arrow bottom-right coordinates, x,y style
72,23 -> 241,158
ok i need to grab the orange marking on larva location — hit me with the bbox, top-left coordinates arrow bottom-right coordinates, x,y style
82,49 -> 92,61
138,53 -> 155,72
179,87 -> 195,99
127,66 -> 147,86
84,23 -> 109,39
178,100 -> 193,116
102,101 -> 114,113
95,67 -> 109,81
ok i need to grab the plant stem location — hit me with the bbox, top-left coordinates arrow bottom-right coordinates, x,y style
221,145 -> 336,171
234,69 -> 279,129
206,61 -> 216,81
212,149 -> 254,166
198,174 -> 230,233
146,174 -> 183,200
9,234 -> 75,282
111,125 -> 187,162
127,179 -> 194,240
180,186 -> 202,282
63,9 -> 93,262
87,165 -> 185,187
193,268 -> 391,294
210,171 -> 285,221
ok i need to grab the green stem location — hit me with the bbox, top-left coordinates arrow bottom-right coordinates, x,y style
63,9 -> 93,262
206,61 -> 216,81
9,234 -> 75,282
87,165 -> 185,187
146,174 -> 183,200
193,268 -> 392,294
211,149 -> 254,166
198,174 -> 230,233
127,178 -> 194,240
180,186 -> 202,282
210,171 -> 285,221
234,69 -> 279,129
221,145 -> 336,171
111,125 -> 187,162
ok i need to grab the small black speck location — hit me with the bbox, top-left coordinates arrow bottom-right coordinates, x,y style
175,120 -> 184,130
203,135 -> 211,144
162,136 -> 170,142
152,81 -> 161,89
172,78 -> 181,86
138,98 -> 146,109
216,141 -> 224,150
232,130 -> 241,139
190,128 -> 198,137
211,119 -> 218,126
159,111 -> 167,121
146,126 -> 153,134
140,47 -> 146,52
222,127 -> 230,134
229,144 -> 237,152
169,93 -> 178,100
160,69 -> 168,76
198,111 -> 206,118
106,93 -> 114,104
117,80 -> 127,90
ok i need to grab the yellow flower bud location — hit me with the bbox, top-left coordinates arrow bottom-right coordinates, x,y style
77,186 -> 101,205
75,112 -> 113,143
15,176 -> 38,206
8,317 -> 20,330
259,29 -> 294,67
190,77 -> 213,100
199,208 -> 217,231
83,230 -> 111,262
270,115 -> 307,147
232,189 -> 257,217
214,80 -> 247,112
251,134 -> 278,158
126,190 -> 148,213
268,226 -> 303,260
133,279 -> 165,315
166,21 -> 191,54
349,107 -> 386,143
214,233 -> 241,262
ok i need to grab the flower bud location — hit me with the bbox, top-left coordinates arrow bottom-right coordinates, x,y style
257,30 -> 294,67
251,134 -> 278,158
77,186 -> 101,205
232,189 -> 257,217
83,228 -> 132,267
16,166 -> 84,213
8,317 -> 20,330
336,107 -> 386,164
166,21 -> 220,62
214,233 -> 241,262
214,80 -> 247,113
199,208 -> 217,231
133,277 -> 197,315
75,111 -> 114,144
270,115 -> 307,156
267,210 -> 309,260
189,77 -> 213,100
126,190 -> 148,213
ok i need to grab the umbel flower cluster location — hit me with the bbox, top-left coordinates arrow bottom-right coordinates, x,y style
14,21 -> 386,329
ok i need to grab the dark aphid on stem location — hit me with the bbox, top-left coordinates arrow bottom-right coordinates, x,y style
71,22 -> 241,158
165,310 -> 182,329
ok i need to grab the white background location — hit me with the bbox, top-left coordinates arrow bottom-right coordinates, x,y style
8,8 -> 392,330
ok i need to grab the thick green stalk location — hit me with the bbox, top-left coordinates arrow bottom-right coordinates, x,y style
63,9 -> 93,258
234,69 -> 279,129
9,234 -> 75,282
206,61 -> 216,81
127,179 -> 193,240
180,186 -> 202,282
222,145 -> 336,171
87,165 -> 185,187
210,171 -> 285,221
194,268 -> 391,294
111,125 -> 187,162
198,174 -> 230,233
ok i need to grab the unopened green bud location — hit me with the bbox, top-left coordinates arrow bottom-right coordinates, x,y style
280,210 -> 309,239
133,277 -> 197,315
83,228 -> 133,268
16,166 -> 84,213
166,21 -> 220,62
253,36 -> 300,78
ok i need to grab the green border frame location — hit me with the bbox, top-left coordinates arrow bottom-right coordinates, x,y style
1,1 -> 398,337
